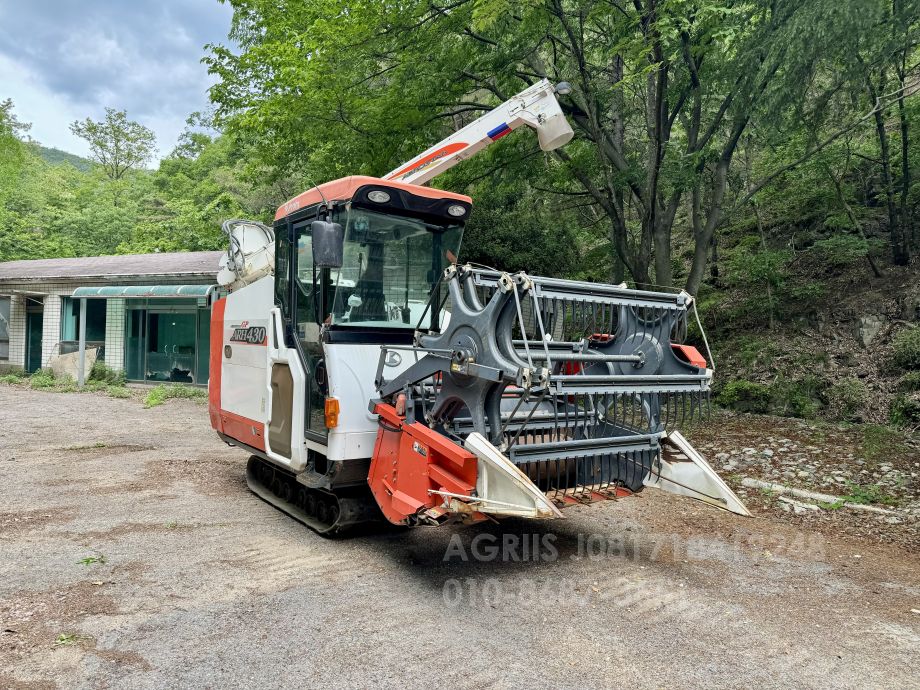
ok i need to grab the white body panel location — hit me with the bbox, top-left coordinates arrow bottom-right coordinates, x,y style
217,275 -> 433,471
324,342 -> 424,461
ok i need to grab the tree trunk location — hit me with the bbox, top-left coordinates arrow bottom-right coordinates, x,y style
652,217 -> 672,288
867,75 -> 909,265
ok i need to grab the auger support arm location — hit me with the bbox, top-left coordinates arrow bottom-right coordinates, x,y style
384,79 -> 574,186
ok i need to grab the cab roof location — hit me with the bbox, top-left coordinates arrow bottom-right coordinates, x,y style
274,175 -> 473,221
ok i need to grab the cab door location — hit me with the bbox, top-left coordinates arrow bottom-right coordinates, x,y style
272,215 -> 329,456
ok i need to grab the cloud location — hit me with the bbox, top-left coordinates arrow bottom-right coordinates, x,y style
0,0 -> 233,161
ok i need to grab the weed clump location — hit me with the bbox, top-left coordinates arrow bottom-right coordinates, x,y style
716,380 -> 771,413
892,328 -> 920,370
144,383 -> 207,408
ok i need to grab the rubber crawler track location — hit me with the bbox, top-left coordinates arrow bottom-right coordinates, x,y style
246,456 -> 381,536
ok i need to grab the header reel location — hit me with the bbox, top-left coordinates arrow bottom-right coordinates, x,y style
374,265 -> 727,512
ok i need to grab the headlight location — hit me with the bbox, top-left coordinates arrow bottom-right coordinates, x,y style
368,190 -> 391,203
447,204 -> 467,217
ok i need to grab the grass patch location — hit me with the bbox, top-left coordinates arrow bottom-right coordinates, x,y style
890,393 -> 920,429
55,633 -> 89,646
839,481 -> 900,507
860,424 -> 906,462
0,369 -> 28,385
144,383 -> 207,408
77,554 -> 106,566
826,378 -> 868,422
717,379 -> 771,413
10,369 -> 132,399
892,327 -> 920,370
65,442 -> 107,451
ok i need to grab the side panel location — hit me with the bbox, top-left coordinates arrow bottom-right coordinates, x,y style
324,342 -> 419,461
216,278 -> 273,454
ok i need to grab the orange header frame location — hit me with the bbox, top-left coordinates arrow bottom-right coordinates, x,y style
274,175 -> 473,221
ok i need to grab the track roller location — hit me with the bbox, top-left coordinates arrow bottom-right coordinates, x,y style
245,456 -> 381,536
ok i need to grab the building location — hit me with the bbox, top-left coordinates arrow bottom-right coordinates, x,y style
0,251 -> 222,384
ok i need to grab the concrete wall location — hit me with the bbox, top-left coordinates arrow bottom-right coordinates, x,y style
6,294 -> 26,370
104,298 -> 126,371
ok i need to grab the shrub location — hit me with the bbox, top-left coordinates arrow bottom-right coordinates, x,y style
892,328 -> 920,370
809,235 -> 880,267
716,379 -> 771,413
107,387 -> 132,399
826,378 -> 868,422
890,392 -> 920,429
898,371 -> 920,392
29,370 -> 58,389
771,375 -> 827,419
144,383 -> 207,408
89,361 -> 126,385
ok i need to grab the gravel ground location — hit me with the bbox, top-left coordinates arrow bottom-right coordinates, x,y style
1,386 -> 918,689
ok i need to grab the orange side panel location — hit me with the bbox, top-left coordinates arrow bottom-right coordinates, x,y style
220,410 -> 266,452
208,297 -> 226,432
368,403 -> 478,525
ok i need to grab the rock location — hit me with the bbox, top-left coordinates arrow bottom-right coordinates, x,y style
762,449 -> 775,458
715,452 -> 729,461
856,314 -> 886,348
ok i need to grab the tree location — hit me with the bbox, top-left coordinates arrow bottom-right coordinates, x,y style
69,108 -> 156,205
206,0 -> 886,292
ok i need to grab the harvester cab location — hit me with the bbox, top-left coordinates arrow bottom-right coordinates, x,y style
210,80 -> 749,534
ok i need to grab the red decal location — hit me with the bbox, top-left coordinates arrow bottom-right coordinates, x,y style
385,142 -> 469,181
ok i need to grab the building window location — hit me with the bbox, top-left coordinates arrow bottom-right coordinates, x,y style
60,297 -> 107,344
0,297 -> 9,360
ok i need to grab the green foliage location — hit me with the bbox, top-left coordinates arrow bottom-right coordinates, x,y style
770,376 -> 827,419
808,235 -> 880,267
29,370 -> 59,389
839,481 -> 900,507
890,393 -> 920,429
716,379 -> 772,413
0,369 -> 27,385
90,361 -> 126,385
826,378 -> 869,421
107,386 -> 132,399
33,144 -> 93,171
898,371 -> 920,392
77,554 -> 106,565
55,633 -> 87,646
860,424 -> 906,461
143,383 -> 207,408
891,328 -> 920,370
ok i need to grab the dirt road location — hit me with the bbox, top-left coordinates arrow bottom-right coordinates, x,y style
1,386 -> 918,689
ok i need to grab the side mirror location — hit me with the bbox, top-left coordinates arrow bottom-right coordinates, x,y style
311,220 -> 344,269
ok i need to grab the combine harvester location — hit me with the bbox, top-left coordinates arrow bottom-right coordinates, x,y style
210,80 -> 749,534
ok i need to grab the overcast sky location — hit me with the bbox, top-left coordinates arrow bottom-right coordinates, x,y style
0,0 -> 234,162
